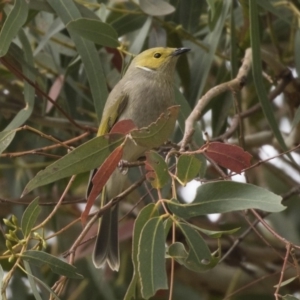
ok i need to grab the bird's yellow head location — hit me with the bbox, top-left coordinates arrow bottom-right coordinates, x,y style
131,47 -> 190,74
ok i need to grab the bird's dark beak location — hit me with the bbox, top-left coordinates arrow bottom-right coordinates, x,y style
172,47 -> 191,56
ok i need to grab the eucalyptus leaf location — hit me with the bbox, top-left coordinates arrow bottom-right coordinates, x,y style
168,181 -> 285,218
23,134 -> 124,195
67,18 -> 119,48
21,197 -> 41,237
138,217 -> 168,299
21,250 -> 83,279
139,0 -> 175,16
0,0 -> 29,57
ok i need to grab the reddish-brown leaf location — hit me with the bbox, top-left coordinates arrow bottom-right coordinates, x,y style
110,119 -> 137,134
204,142 -> 252,173
81,145 -> 123,225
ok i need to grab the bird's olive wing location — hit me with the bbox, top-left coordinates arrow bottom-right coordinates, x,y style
97,94 -> 129,136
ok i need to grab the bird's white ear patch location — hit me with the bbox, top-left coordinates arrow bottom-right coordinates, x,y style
137,66 -> 155,72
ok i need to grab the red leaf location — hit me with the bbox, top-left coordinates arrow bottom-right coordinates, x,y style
81,145 -> 123,225
110,119 -> 137,134
204,142 -> 252,173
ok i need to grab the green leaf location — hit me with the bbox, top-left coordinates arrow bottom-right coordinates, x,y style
176,155 -> 202,185
129,16 -> 152,55
0,0 -> 29,57
294,29 -> 300,93
282,295 -> 299,300
258,0 -> 292,24
22,134 -> 124,195
197,226 -> 240,238
274,276 -> 298,288
292,106 -> 300,128
168,242 -> 188,260
177,222 -> 218,272
249,1 -> 290,156
179,0 -> 204,33
190,0 -> 230,105
21,197 -> 41,237
23,261 -> 44,300
47,0 -> 108,121
0,130 -> 16,155
168,181 -> 285,218
0,264 -> 4,299
139,0 -> 175,16
125,204 -> 159,300
131,105 -> 179,149
138,217 -> 168,299
23,261 -> 61,299
67,18 -> 119,48
3,30 -> 36,132
110,14 -> 148,37
145,151 -> 170,189
21,250 -> 83,279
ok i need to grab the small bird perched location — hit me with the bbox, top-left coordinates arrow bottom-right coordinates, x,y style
88,47 -> 190,271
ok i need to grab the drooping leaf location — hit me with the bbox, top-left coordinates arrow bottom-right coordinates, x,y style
249,1 -> 290,157
177,223 -> 218,272
0,0 -> 29,57
145,151 -> 170,189
203,142 -> 252,173
21,197 -> 41,237
176,154 -> 202,185
168,242 -> 188,261
138,217 -> 168,299
125,204 -> 159,300
47,0 -> 108,121
23,261 -> 49,300
131,105 -> 179,149
282,295 -> 299,300
139,0 -> 175,16
22,134 -> 125,195
274,276 -> 298,288
82,145 -> 123,224
21,250 -> 83,279
168,181 -> 285,218
0,130 -> 16,155
67,18 -> 119,48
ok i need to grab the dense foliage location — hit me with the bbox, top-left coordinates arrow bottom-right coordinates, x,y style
1,0 -> 300,299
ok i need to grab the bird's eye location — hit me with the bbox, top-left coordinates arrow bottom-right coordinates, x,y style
154,53 -> 161,58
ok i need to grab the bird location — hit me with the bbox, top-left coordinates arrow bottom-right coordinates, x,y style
88,47 -> 190,271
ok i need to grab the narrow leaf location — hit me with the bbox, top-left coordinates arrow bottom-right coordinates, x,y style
24,261 -> 61,300
139,0 -> 175,16
176,154 -> 202,185
145,151 -> 170,189
4,30 -> 35,131
168,181 -> 285,218
125,204 -> 159,300
249,1 -> 290,155
131,105 -> 179,149
21,250 -> 83,279
138,217 -> 168,299
204,142 -> 252,173
47,0 -> 108,121
23,261 -> 43,300
0,0 -> 28,57
67,18 -> 119,48
177,223 -> 218,272
21,197 -> 41,237
0,130 -> 16,155
22,134 -> 125,195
